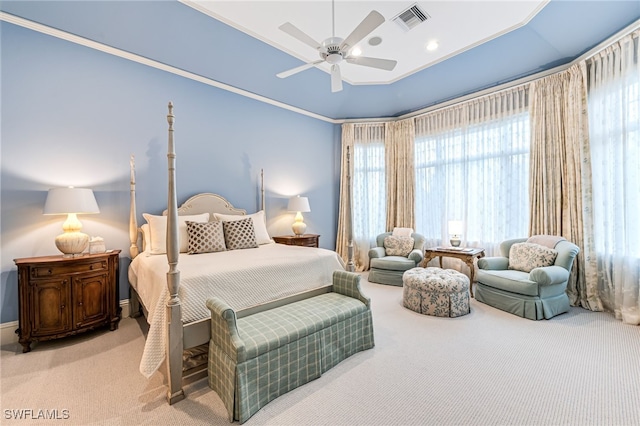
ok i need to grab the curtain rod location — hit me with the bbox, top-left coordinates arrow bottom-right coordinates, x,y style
342,18 -> 640,125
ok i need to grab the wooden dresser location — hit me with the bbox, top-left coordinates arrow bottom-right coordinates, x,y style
14,250 -> 121,353
273,234 -> 320,248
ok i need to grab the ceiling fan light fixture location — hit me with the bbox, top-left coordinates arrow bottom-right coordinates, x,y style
350,46 -> 363,57
326,53 -> 343,64
277,7 -> 395,93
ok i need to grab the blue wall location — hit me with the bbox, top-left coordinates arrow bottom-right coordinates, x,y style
0,23 -> 341,324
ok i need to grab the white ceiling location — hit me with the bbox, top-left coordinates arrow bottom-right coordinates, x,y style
183,0 -> 549,86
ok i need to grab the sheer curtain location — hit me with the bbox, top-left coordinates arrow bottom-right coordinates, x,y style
414,87 -> 530,258
337,123 -> 386,271
585,29 -> 640,324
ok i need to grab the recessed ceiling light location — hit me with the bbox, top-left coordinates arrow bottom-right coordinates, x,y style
426,40 -> 439,51
368,36 -> 383,46
350,46 -> 363,57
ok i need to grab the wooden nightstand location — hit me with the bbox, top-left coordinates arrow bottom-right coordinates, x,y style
273,234 -> 320,248
14,250 -> 121,353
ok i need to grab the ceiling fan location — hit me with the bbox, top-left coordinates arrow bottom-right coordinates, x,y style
276,1 -> 398,93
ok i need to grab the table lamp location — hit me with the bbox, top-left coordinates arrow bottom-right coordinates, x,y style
287,195 -> 310,236
44,187 -> 100,257
448,220 -> 464,247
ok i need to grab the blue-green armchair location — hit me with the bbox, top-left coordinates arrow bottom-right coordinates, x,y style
476,237 -> 580,320
368,232 -> 425,286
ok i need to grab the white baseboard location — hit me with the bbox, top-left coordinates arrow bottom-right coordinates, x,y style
1,320 -> 19,345
1,300 -> 131,345
120,299 -> 131,319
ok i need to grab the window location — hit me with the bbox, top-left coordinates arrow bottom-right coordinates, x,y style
352,142 -> 386,239
585,30 -> 640,323
414,89 -> 530,253
589,79 -> 640,256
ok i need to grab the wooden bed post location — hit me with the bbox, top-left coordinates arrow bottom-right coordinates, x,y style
129,155 -> 142,318
129,155 -> 139,259
165,102 -> 185,404
346,146 -> 355,272
261,168 -> 265,211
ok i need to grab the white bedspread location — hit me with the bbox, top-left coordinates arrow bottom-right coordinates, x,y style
129,243 -> 345,377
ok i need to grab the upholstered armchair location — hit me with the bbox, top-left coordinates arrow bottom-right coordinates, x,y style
475,236 -> 580,320
368,232 -> 425,286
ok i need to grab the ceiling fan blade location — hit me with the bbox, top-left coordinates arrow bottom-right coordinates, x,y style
345,56 -> 397,71
277,60 -> 324,78
331,64 -> 343,93
279,22 -> 323,51
339,10 -> 385,51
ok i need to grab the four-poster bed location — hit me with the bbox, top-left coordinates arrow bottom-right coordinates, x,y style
128,102 -> 355,404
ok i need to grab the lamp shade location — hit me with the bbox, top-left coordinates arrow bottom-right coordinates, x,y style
287,196 -> 310,213
448,220 -> 464,235
44,187 -> 100,215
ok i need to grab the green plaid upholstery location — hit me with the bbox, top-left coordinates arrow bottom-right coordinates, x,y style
206,271 -> 374,424
332,270 -> 371,307
319,310 -> 374,373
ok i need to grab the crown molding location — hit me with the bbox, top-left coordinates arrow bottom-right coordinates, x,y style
0,12 -> 339,124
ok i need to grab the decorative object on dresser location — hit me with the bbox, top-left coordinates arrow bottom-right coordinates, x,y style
448,220 -> 464,247
287,195 -> 311,236
422,247 -> 485,297
272,234 -> 320,248
14,250 -> 121,353
89,236 -> 106,254
43,187 -> 100,257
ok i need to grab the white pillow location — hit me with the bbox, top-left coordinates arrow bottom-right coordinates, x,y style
213,210 -> 272,245
140,224 -> 151,252
392,227 -> 414,237
142,213 -> 210,254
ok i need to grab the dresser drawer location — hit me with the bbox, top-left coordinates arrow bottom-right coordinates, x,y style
31,260 -> 107,278
273,234 -> 320,248
290,239 -> 316,247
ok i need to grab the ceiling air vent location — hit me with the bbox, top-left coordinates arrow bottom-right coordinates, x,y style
393,3 -> 430,32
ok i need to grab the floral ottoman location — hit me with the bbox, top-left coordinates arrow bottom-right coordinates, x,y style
402,267 -> 470,317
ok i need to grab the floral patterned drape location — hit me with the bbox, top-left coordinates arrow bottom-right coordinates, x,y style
528,64 -> 602,311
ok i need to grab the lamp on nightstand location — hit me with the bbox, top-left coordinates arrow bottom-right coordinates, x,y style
448,220 -> 464,247
287,195 -> 310,236
44,187 -> 100,257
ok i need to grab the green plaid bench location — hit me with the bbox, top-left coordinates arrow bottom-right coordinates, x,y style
206,270 -> 375,424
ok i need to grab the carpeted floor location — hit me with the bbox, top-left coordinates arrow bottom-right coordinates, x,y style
1,273 -> 639,425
